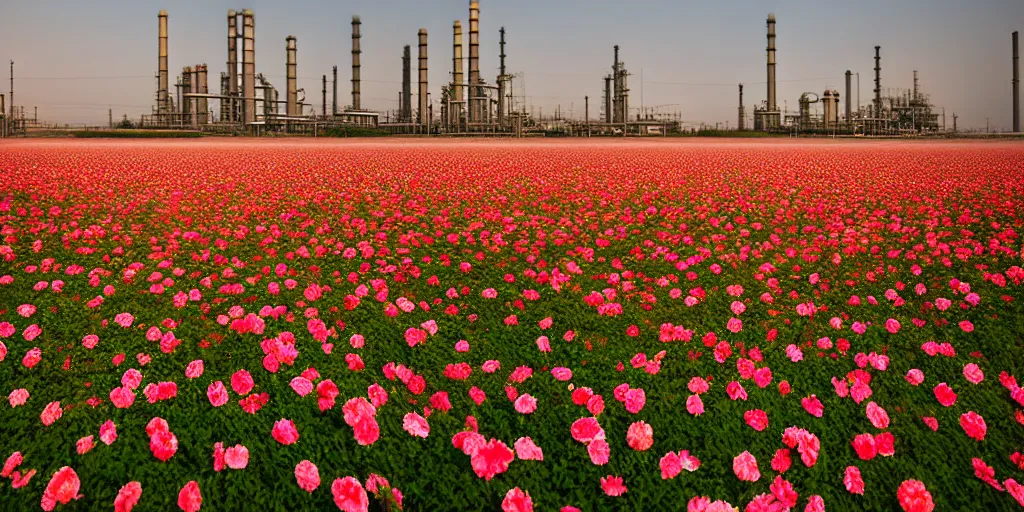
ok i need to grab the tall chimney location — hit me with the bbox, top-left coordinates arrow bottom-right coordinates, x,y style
322,75 -> 327,117
737,84 -> 744,131
873,46 -> 881,118
613,45 -> 620,123
158,10 -> 169,119
352,16 -> 362,110
498,27 -> 507,126
767,14 -> 776,113
419,29 -> 429,127
845,70 -> 852,121
242,9 -> 256,125
1014,31 -> 1020,133
332,66 -> 338,115
402,45 -> 412,122
604,75 -> 612,124
227,10 -> 237,122
468,1 -> 480,123
453,21 -> 464,127
286,36 -> 297,117
197,64 -> 208,124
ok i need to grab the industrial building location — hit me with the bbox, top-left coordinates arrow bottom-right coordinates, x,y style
2,5 -> 1018,137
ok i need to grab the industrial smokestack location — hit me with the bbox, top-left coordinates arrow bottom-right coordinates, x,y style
453,21 -> 464,127
1014,31 -> 1020,133
604,75 -> 612,124
419,29 -> 429,127
469,1 -> 480,123
845,70 -> 852,122
158,10 -> 169,119
613,45 -> 620,123
352,16 -> 362,110
767,14 -> 776,113
873,46 -> 881,118
332,66 -> 338,115
498,26 -> 507,126
738,84 -> 744,131
242,9 -> 256,125
197,64 -> 208,124
402,45 -> 412,122
227,10 -> 237,122
286,36 -> 297,117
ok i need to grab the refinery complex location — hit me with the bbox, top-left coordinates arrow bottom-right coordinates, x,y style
0,3 -> 1020,137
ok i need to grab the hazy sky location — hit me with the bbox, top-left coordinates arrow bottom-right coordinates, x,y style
3,0 -> 1022,129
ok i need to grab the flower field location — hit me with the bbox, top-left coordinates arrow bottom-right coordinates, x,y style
2,138 -> 1024,511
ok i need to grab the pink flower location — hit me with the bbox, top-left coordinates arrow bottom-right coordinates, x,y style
502,487 -> 534,512
963,363 -> 984,384
177,481 -> 202,512
587,439 -> 610,465
600,475 -> 627,496
514,437 -> 544,461
184,360 -> 204,379
733,451 -> 760,482
771,449 -> 792,473
114,481 -> 142,512
805,495 -> 825,512
41,466 -> 83,511
571,417 -> 604,443
290,376 -> 314,397
206,381 -> 228,407
866,402 -> 890,429
515,394 -> 538,414
844,466 -> 865,495
801,395 -> 824,418
82,334 -> 99,350
272,419 -> 300,445
224,444 -> 249,469
897,479 -> 935,512
471,439 -> 515,480
149,430 -> 178,462
41,401 -> 62,426
332,477 -> 369,512
626,421 -> 654,451
230,369 -> 254,395
875,432 -> 895,456
686,394 -> 704,416
623,387 -> 646,414
922,416 -> 939,431
22,347 -> 42,368
934,383 -> 957,407
905,369 -> 924,386
726,317 -> 742,333
744,409 -> 769,431
100,420 -> 118,445
403,412 -> 430,438
8,388 -> 29,407
295,460 -> 320,492
76,435 -> 96,455
852,433 -> 877,460
960,411 -> 987,441
660,452 -> 683,480
727,381 -> 748,401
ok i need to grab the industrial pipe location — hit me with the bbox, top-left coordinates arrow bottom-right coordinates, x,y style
286,36 -> 297,117
767,14 -> 776,113
158,10 -> 169,118
845,70 -> 852,122
242,9 -> 256,125
419,29 -> 429,127
453,21 -> 463,127
874,46 -> 881,119
1014,31 -> 1020,133
352,16 -> 362,110
468,1 -> 480,123
402,45 -> 412,122
227,10 -> 237,122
